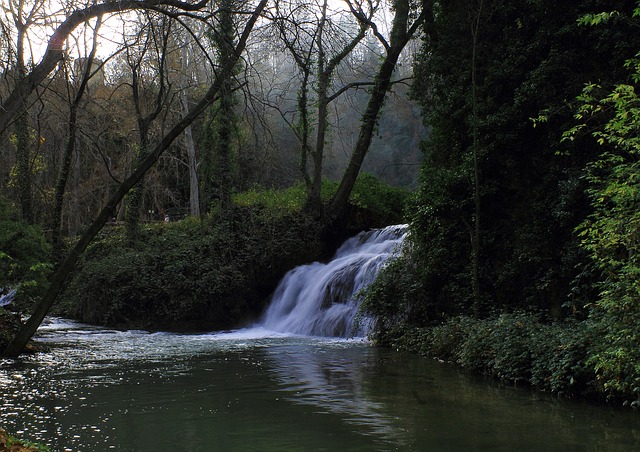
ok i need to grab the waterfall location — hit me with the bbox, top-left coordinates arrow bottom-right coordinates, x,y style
259,224 -> 408,338
0,288 -> 16,307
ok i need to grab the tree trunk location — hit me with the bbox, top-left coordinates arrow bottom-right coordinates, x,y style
52,18 -> 102,253
15,21 -> 32,223
15,111 -> 32,222
330,0 -> 429,217
180,45 -> 200,218
470,0 -> 483,317
329,49 -> 402,216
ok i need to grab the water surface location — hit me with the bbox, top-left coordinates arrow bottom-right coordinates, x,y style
1,318 -> 639,451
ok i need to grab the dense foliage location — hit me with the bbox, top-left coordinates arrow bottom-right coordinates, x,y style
59,207 -> 322,329
361,0 -> 640,403
0,197 -> 51,351
59,176 -> 407,329
0,197 -> 51,310
565,51 -> 640,399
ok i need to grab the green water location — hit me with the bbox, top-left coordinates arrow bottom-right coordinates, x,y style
1,318 -> 639,451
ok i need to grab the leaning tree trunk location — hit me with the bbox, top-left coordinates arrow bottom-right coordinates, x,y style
330,0 -> 423,217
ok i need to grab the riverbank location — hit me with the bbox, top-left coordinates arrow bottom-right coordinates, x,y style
373,313 -> 601,400
54,177 -> 407,331
0,427 -> 48,452
359,254 -> 639,407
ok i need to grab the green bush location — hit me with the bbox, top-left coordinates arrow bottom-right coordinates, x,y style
234,175 -> 409,227
0,197 -> 51,311
59,205 -> 323,330
349,173 -> 410,227
385,312 -> 596,397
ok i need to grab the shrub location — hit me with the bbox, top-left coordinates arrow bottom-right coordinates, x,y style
234,175 -> 409,227
59,205 -> 323,330
385,312 -> 596,397
0,197 -> 51,311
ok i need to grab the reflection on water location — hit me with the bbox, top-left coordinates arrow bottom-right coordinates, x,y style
1,318 -> 640,451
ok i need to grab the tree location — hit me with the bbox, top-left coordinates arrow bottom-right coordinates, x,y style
329,0 -> 432,218
51,16 -> 105,253
469,0 -> 483,316
2,0 -> 268,357
124,13 -> 174,244
269,0 -> 374,213
563,2 -> 640,401
201,0 -> 241,211
177,36 -> 201,218
3,0 -> 50,222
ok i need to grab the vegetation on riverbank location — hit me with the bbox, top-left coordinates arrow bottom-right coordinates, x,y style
0,427 -> 49,452
54,176 -> 407,330
360,0 -> 640,405
0,199 -> 51,351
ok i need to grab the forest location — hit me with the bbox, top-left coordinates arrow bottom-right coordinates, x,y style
1,0 -> 640,408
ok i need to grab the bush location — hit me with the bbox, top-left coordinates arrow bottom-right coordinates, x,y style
386,312 -> 597,397
59,205 -> 323,330
0,197 -> 51,311
234,175 -> 409,228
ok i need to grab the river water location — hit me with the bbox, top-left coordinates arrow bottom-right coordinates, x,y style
1,317 -> 639,451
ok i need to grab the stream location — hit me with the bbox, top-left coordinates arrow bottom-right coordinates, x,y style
2,225 -> 640,450
1,318 -> 640,451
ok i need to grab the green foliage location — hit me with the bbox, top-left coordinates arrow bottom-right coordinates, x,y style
59,204 -> 323,329
565,52 -> 640,401
234,175 -> 409,226
388,313 -> 596,396
232,182 -> 312,212
349,173 -> 410,226
0,427 -> 49,451
577,11 -> 620,26
0,197 -> 51,310
407,0 -> 640,321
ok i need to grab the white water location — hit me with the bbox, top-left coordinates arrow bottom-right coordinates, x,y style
259,224 -> 408,337
0,288 -> 16,307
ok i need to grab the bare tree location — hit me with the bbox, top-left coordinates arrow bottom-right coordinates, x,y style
51,15 -> 105,252
268,0 -> 375,213
124,13 -> 175,243
178,37 -> 201,217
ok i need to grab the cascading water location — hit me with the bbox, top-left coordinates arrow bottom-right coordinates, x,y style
259,224 -> 408,338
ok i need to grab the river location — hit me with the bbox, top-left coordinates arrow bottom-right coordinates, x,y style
1,317 -> 639,451
3,226 -> 640,450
